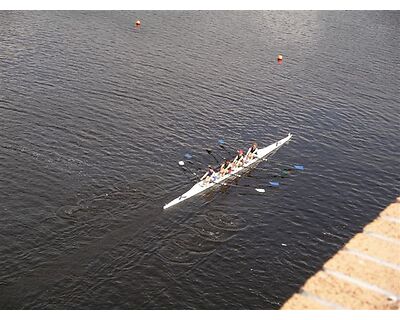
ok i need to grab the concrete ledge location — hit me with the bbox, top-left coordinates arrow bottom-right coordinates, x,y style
346,233 -> 400,265
364,218 -> 400,241
280,293 -> 330,310
281,197 -> 400,310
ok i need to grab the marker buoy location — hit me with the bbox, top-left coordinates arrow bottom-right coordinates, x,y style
135,20 -> 141,27
277,54 -> 283,64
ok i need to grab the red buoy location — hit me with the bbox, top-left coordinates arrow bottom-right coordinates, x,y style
135,20 -> 141,27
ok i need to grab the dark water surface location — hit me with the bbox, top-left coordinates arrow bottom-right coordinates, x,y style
0,11 -> 399,309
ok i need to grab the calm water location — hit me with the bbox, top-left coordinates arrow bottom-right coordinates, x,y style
0,11 -> 399,309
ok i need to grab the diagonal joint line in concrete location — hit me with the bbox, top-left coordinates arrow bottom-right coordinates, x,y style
323,268 -> 400,302
299,289 -> 347,310
344,248 -> 400,271
365,231 -> 400,246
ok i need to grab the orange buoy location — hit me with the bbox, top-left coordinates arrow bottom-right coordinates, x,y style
135,20 -> 141,27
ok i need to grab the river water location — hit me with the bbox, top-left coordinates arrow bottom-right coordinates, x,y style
0,11 -> 399,309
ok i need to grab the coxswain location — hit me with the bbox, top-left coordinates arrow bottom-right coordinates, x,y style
245,142 -> 258,161
201,166 -> 216,186
220,159 -> 232,176
232,149 -> 244,168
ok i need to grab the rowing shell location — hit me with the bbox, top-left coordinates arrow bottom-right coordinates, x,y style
163,133 -> 293,210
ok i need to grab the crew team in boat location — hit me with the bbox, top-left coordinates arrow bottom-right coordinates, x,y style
200,142 -> 259,186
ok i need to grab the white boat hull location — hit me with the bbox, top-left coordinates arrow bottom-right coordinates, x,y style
163,133 -> 292,210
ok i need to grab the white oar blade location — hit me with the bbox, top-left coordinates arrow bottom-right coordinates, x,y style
178,161 -> 185,166
255,188 -> 266,193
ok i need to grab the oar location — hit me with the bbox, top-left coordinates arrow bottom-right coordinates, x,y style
264,159 -> 305,171
182,150 -> 222,177
218,138 -> 234,149
221,181 -> 281,193
183,153 -> 207,169
219,182 -> 267,193
178,161 -> 194,178
214,168 -> 281,192
231,163 -> 289,180
178,161 -> 200,181
205,149 -> 222,164
253,167 -> 293,179
218,139 -> 236,158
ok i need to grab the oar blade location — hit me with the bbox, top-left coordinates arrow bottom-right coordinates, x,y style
255,188 -> 266,193
269,181 -> 280,187
293,165 -> 304,170
281,169 -> 290,177
184,153 -> 193,160
218,139 -> 225,145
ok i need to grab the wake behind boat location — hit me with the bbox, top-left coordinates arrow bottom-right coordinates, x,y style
163,133 -> 293,210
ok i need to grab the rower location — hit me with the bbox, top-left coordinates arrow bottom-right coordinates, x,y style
245,142 -> 258,161
220,159 -> 232,176
232,149 -> 244,168
200,165 -> 216,186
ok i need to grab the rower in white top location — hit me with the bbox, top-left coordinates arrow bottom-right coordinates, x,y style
245,142 -> 258,162
200,165 -> 217,186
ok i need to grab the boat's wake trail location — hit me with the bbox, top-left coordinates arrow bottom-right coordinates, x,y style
205,210 -> 248,232
156,210 -> 248,266
138,209 -> 249,308
55,182 -> 147,220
